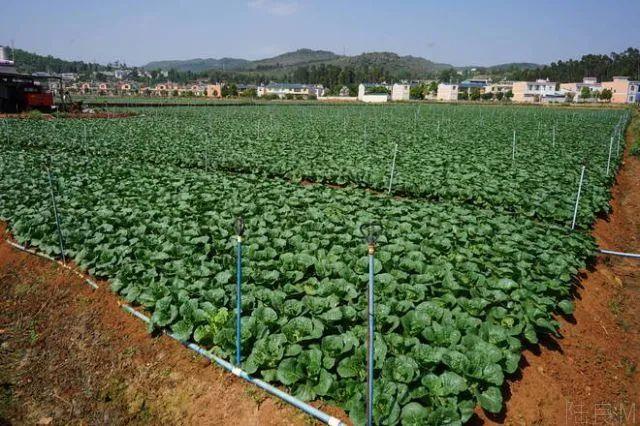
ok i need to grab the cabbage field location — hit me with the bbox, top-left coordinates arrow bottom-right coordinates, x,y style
0,104 -> 629,425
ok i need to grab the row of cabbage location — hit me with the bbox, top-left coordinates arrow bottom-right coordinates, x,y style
0,145 -> 594,425
1,104 -> 627,227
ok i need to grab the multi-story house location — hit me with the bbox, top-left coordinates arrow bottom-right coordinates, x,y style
512,79 -> 564,103
601,76 -> 640,104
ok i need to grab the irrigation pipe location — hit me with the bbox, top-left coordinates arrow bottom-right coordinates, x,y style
5,239 -> 98,290
119,304 -> 345,426
598,249 -> 640,259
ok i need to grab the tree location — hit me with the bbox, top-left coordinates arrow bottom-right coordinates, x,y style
427,81 -> 438,95
438,68 -> 457,83
469,88 -> 482,101
579,86 -> 592,100
505,90 -> 514,100
410,84 -> 426,99
368,86 -> 390,94
496,92 -> 504,101
221,84 -> 233,97
599,88 -> 612,102
240,87 -> 258,98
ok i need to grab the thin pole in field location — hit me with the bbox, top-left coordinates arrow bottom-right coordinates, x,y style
234,217 -> 245,366
46,163 -> 66,265
606,136 -> 614,176
360,223 -> 380,426
363,124 -> 368,148
552,126 -> 556,148
512,130 -> 516,161
388,142 -> 399,195
571,165 -> 586,230
366,248 -> 375,426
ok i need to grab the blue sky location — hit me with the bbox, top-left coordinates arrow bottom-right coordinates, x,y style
1,0 -> 639,67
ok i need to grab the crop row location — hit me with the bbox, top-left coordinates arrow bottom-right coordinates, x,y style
0,143 -> 594,425
1,105 -> 627,227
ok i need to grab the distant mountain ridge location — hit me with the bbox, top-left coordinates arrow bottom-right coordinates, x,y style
142,48 -> 454,75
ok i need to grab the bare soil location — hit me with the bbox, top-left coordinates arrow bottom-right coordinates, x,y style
0,230 -> 349,425
0,112 -> 136,120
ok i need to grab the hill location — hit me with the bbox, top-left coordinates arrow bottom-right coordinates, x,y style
250,48 -> 340,70
143,57 -> 251,73
11,48 -> 104,74
142,48 -> 453,77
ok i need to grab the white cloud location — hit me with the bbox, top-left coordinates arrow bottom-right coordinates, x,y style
248,0 -> 301,16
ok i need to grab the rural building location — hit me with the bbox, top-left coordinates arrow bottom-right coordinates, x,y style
206,84 -> 222,98
97,82 -> 111,94
512,79 -> 563,103
257,83 -> 318,98
484,81 -> 513,95
116,82 -> 138,94
458,76 -> 491,95
560,77 -> 602,101
357,84 -> 389,103
601,76 -> 640,104
437,83 -> 459,101
114,69 -> 129,80
391,83 -> 410,101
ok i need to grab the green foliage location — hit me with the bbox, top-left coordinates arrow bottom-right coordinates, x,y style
366,86 -> 390,95
580,86 -> 592,100
0,103 -> 628,425
600,88 -> 613,101
409,84 -> 426,100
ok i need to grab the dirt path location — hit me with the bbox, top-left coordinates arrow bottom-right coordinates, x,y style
0,231 -> 345,425
473,109 -> 640,426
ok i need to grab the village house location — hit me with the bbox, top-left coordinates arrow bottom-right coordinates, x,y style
512,79 -> 564,103
437,83 -> 459,101
559,77 -> 602,101
601,76 -> 640,104
357,84 -> 389,103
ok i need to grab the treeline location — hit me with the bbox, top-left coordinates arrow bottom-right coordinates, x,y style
508,47 -> 640,83
13,48 -> 105,74
11,46 -> 640,88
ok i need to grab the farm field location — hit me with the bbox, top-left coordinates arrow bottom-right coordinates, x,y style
0,104 -> 631,425
7,104 -> 626,227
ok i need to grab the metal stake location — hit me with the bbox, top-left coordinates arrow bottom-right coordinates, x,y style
234,216 -> 245,366
360,222 -> 381,426
46,163 -> 66,265
571,165 -> 586,230
387,142 -> 398,195
606,136 -> 614,175
367,246 -> 375,426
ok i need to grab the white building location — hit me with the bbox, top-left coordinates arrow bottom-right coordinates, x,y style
484,81 -> 513,96
559,77 -> 603,102
357,84 -> 389,103
437,83 -> 459,101
512,79 -> 564,103
257,83 -> 324,98
391,83 -> 410,101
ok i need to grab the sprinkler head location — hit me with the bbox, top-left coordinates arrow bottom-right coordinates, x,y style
234,216 -> 245,238
360,221 -> 382,247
